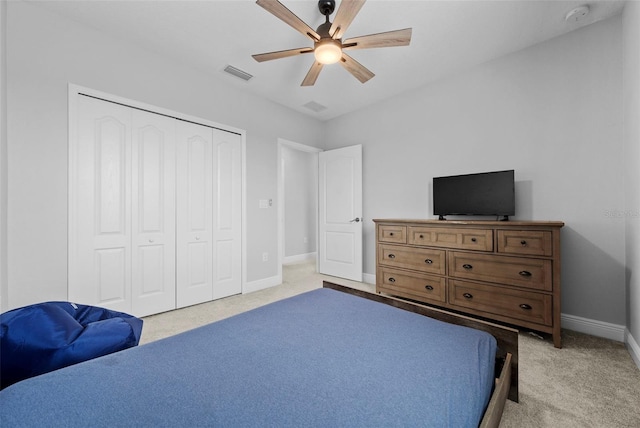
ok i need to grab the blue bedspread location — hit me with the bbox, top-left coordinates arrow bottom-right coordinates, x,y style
0,288 -> 496,427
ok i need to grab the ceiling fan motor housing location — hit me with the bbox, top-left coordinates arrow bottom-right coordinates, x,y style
318,0 -> 336,17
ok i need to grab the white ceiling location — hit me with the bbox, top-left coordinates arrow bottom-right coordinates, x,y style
28,0 -> 626,121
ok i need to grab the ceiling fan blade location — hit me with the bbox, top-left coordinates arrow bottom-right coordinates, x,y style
329,0 -> 366,40
343,28 -> 412,50
301,61 -> 324,86
256,0 -> 320,41
339,53 -> 374,83
252,47 -> 313,62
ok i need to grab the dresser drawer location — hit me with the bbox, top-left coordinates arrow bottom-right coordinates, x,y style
378,225 -> 407,244
378,267 -> 446,304
408,226 -> 493,251
449,251 -> 552,291
449,280 -> 552,326
498,230 -> 553,256
378,244 -> 446,275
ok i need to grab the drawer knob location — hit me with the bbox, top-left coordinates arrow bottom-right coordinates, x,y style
462,264 -> 473,270
388,254 -> 396,259
471,237 -> 477,242
425,259 -> 433,264
519,270 -> 532,277
463,293 -> 473,299
419,234 -> 424,238
389,232 -> 394,236
519,304 -> 532,310
388,277 -> 396,283
425,285 -> 434,291
521,240 -> 527,246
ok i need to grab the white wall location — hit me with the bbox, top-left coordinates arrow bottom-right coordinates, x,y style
0,0 -> 8,311
325,16 -> 626,326
623,0 -> 640,364
3,1 -> 325,309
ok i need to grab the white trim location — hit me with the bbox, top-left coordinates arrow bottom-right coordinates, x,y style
363,272 -> 376,285
67,83 -> 247,296
561,313 -> 626,342
625,329 -> 640,369
283,252 -> 317,265
68,84 -> 245,136
243,275 -> 281,294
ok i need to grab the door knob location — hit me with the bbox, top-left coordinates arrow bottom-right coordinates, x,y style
349,217 -> 361,223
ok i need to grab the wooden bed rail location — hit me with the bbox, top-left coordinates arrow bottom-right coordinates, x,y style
480,352 -> 512,428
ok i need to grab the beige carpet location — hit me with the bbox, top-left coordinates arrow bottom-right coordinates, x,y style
142,261 -> 640,427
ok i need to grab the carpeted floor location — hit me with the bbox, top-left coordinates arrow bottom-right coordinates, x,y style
141,261 -> 640,427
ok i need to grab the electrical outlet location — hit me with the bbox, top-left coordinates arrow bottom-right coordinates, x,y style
262,252 -> 269,262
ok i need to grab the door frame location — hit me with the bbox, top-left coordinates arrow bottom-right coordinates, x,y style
67,84 -> 247,295
276,139 -> 322,282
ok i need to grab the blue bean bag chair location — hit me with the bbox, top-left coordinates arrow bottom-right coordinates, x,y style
1,302 -> 143,389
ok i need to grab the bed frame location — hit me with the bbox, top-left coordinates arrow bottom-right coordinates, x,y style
322,281 -> 518,428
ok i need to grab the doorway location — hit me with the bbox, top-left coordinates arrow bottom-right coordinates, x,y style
277,139 -> 321,280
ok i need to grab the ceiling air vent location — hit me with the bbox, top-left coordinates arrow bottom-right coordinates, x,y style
223,65 -> 253,82
303,101 -> 328,113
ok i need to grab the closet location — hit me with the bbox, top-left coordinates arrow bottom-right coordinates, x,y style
69,93 -> 242,317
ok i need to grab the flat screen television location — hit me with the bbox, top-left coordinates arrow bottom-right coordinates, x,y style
433,170 -> 515,220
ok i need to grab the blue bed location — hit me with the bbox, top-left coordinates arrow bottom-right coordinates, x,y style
0,283 -> 516,427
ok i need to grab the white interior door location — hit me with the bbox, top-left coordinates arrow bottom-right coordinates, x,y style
70,87 -> 244,316
70,96 -> 132,313
318,145 -> 363,281
176,123 -> 242,308
130,110 -> 176,317
176,121 -> 214,308
211,128 -> 242,300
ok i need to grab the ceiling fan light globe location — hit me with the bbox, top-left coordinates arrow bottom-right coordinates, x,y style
314,39 -> 342,64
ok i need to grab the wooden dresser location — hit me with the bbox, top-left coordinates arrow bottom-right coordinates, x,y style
374,219 -> 564,348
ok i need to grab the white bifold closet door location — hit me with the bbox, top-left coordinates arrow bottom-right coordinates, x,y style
175,122 -> 242,308
69,94 -> 241,317
70,96 -> 176,317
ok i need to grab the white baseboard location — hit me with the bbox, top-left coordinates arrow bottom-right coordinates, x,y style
243,275 -> 281,294
625,329 -> 640,369
363,272 -> 376,285
561,313 -> 626,342
283,252 -> 316,265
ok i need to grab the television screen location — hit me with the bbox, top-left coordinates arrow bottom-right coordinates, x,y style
433,170 -> 515,218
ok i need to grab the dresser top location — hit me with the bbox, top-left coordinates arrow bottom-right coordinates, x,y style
372,219 -> 565,227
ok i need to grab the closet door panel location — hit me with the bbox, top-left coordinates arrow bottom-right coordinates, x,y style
131,111 -> 176,316
176,121 -> 214,308
212,129 -> 242,300
69,96 -> 132,312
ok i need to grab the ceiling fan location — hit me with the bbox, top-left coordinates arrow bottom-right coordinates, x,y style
252,0 -> 412,86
